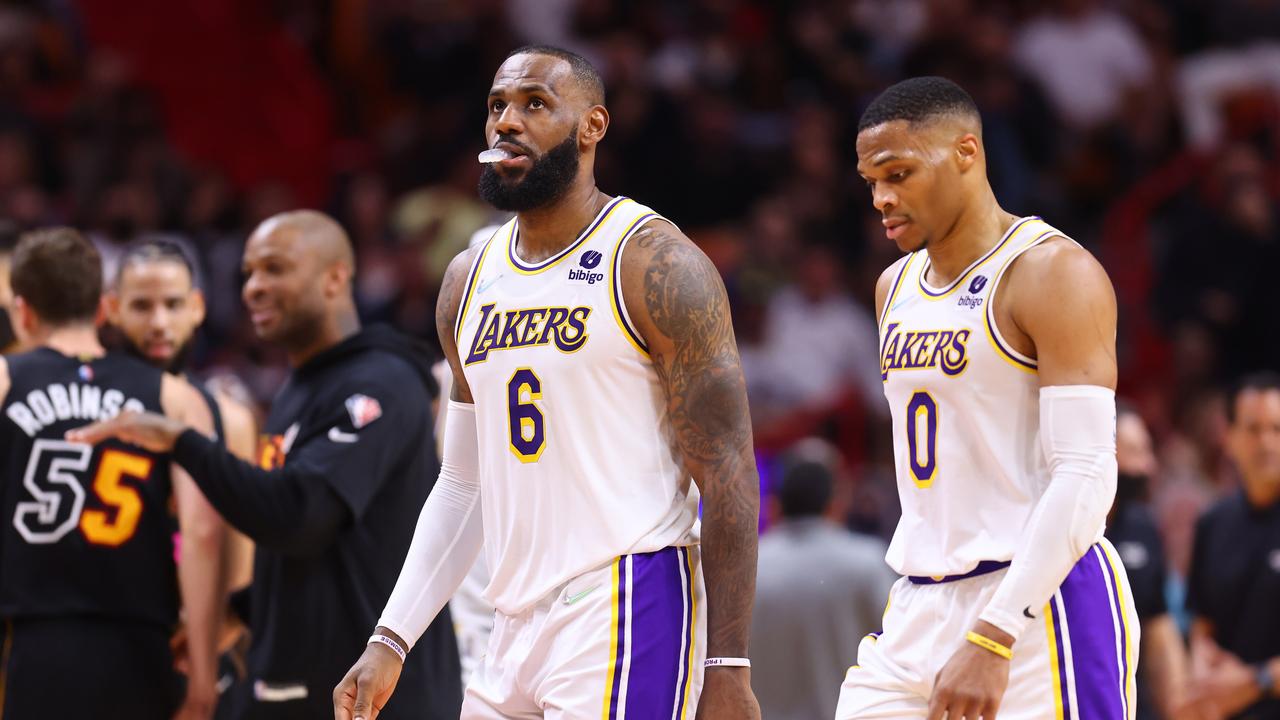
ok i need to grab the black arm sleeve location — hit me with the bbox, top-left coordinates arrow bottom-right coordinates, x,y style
173,429 -> 351,555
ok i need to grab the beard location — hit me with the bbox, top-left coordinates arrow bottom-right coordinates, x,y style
478,132 -> 580,212
120,335 -> 194,375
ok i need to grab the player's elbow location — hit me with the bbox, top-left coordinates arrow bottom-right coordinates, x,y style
1059,453 -> 1116,556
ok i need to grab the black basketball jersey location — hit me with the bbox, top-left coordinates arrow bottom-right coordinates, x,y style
0,347 -> 178,628
192,378 -> 225,444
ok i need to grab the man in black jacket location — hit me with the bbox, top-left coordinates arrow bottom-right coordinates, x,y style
70,211 -> 461,719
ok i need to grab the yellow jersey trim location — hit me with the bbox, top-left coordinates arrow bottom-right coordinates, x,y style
878,253 -> 917,333
601,558 -> 621,720
679,547 -> 697,720
609,212 -> 659,357
1100,540 -> 1138,718
916,216 -> 1040,300
454,227 -> 504,344
508,196 -> 629,275
982,229 -> 1059,374
1045,600 -> 1066,720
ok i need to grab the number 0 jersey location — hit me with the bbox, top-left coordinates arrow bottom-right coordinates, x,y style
0,348 -> 177,627
456,196 -> 700,615
879,216 -> 1069,578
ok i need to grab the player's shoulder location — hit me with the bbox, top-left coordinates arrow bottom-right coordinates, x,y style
88,351 -> 168,394
437,243 -> 489,334
101,349 -> 165,375
874,253 -> 915,317
877,253 -> 913,289
444,242 -> 485,280
1011,232 -> 1108,283
213,389 -> 256,430
624,216 -> 698,259
331,333 -> 435,410
1004,232 -> 1114,307
618,216 -> 720,288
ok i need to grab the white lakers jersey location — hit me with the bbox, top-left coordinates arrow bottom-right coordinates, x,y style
879,216 -> 1068,577
456,196 -> 700,615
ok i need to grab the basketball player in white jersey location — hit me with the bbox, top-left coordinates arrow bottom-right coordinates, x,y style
335,46 -> 762,720
837,77 -> 1138,719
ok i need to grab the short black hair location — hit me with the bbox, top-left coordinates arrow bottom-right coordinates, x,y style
11,227 -> 102,326
116,237 -> 198,288
1227,371 -> 1280,423
506,44 -> 605,106
777,460 -> 833,518
858,76 -> 980,133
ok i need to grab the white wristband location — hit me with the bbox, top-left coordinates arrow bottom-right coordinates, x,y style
369,634 -> 407,664
704,657 -> 751,668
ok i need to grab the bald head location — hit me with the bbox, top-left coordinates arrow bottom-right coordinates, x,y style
252,210 -> 354,274
241,210 -> 359,357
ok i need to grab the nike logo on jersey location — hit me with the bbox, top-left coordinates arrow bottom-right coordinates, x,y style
564,584 -> 601,605
476,274 -> 504,294
1023,606 -> 1036,619
879,322 -> 970,380
328,427 -> 359,443
465,302 -> 591,365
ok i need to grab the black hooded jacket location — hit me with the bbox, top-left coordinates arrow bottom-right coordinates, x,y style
173,324 -> 461,719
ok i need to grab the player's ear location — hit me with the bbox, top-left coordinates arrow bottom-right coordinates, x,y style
189,288 -> 207,326
12,295 -> 35,337
580,105 -> 609,148
955,133 -> 979,172
103,291 -> 121,325
95,294 -> 110,328
325,261 -> 352,299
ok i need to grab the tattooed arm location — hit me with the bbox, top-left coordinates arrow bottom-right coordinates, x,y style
621,219 -> 762,719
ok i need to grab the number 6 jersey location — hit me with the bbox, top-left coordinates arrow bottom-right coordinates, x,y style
879,216 -> 1068,579
0,348 -> 178,627
456,196 -> 700,616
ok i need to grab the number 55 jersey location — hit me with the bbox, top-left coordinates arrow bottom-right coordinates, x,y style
455,196 -> 700,616
0,348 -> 178,628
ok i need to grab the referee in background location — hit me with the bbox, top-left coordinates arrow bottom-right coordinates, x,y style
71,211 -> 462,719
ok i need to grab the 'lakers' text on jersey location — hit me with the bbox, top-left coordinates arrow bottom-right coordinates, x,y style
456,196 -> 699,615
0,349 -> 177,627
879,216 -> 1069,578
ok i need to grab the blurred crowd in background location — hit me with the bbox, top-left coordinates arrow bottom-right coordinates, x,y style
0,0 -> 1277,641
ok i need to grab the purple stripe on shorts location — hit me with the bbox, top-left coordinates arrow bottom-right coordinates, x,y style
1049,595 -> 1072,720
609,557 -> 629,720
1059,544 -> 1126,719
621,546 -> 691,719
1099,547 -> 1132,716
675,547 -> 694,717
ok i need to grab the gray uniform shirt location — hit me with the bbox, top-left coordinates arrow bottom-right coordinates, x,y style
750,518 -> 898,720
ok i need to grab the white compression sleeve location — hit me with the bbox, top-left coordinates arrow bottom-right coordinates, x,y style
979,385 -> 1117,641
377,401 -> 483,649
